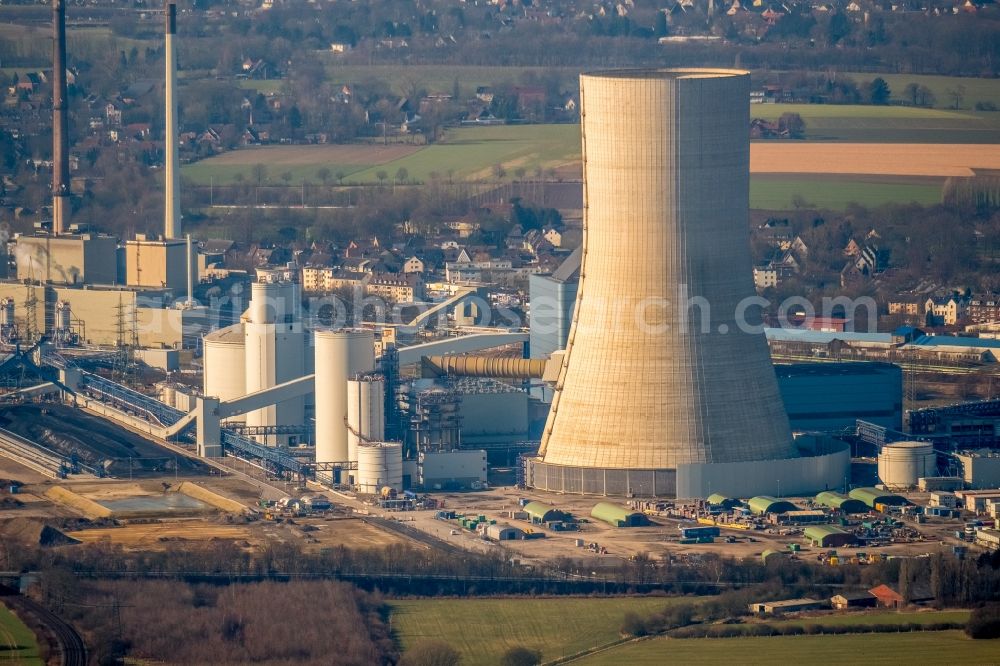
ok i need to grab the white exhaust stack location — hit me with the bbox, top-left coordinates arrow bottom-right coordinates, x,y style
52,0 -> 70,235
186,233 -> 193,307
164,1 -> 180,239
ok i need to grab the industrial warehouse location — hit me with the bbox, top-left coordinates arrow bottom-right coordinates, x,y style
1,9 -> 1000,584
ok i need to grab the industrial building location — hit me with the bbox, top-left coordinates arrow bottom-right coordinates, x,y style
590,502 -> 649,527
814,491 -> 868,514
848,487 -> 907,509
955,451 -> 1000,489
417,450 -> 487,490
125,235 -> 196,293
909,400 -> 1000,450
748,496 -> 799,515
526,69 -> 848,498
775,362 -> 902,432
14,233 -> 118,286
528,247 -> 580,361
804,525 -> 857,548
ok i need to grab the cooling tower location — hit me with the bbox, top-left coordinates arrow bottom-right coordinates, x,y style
533,69 -> 798,496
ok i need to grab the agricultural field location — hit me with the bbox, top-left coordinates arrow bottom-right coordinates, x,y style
576,630 -> 996,665
751,103 -> 1000,143
182,143 -> 424,185
750,175 -> 942,210
389,596 -> 692,666
0,602 -> 43,666
841,72 -> 1000,111
181,124 -> 580,186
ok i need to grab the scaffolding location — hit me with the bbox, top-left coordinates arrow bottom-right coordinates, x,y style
401,384 -> 462,456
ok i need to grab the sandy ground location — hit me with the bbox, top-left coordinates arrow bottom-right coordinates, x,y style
64,515 -> 411,552
383,486 -> 972,567
750,143 -> 1000,177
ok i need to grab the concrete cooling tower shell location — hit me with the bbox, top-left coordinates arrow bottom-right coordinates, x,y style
530,69 -> 826,497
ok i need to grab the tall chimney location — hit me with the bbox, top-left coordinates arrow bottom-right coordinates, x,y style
51,0 -> 70,235
164,2 -> 180,239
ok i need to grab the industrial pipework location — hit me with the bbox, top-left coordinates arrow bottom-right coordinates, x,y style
420,355 -> 547,379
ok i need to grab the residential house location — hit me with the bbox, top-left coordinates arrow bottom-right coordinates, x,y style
969,293 -> 1000,325
543,228 -> 563,247
924,296 -> 968,326
753,264 -> 778,290
366,273 -> 424,302
403,256 -> 425,274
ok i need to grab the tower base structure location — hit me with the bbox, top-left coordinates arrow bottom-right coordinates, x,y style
525,435 -> 849,499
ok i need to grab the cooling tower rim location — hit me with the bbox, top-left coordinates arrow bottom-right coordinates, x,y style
581,67 -> 749,81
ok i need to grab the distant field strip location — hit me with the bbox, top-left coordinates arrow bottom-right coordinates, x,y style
184,132 -> 996,185
751,143 -> 1000,177
576,630 -> 998,665
390,597 -> 692,666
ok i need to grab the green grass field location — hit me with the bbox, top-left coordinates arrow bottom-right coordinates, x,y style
842,72 -> 1000,111
0,602 -> 43,666
181,124 -> 580,186
577,630 -> 997,665
750,174 -> 942,210
751,103 -> 1000,143
351,124 -> 580,183
389,597 -> 692,665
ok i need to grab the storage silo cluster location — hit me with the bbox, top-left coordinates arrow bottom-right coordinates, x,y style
527,69 -> 849,498
202,267 -> 307,445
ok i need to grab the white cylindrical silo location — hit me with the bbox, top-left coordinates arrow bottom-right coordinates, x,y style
0,298 -> 15,326
203,323 -> 247,422
55,301 -> 71,332
347,375 -> 385,463
314,329 -> 376,463
878,441 -> 936,490
356,442 -> 402,494
245,274 -> 306,444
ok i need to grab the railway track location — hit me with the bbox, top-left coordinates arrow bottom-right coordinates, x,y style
0,427 -> 65,479
2,594 -> 86,666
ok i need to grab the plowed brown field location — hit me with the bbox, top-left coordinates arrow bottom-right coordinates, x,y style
750,143 -> 1000,177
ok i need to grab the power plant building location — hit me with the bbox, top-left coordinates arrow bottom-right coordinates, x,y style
14,233 -> 118,285
526,69 -> 848,498
528,247 -> 580,360
125,235 -> 196,293
776,362 -> 902,432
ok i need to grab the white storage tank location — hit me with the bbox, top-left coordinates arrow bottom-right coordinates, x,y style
356,442 -> 403,494
203,323 -> 247,421
347,374 -> 385,463
314,329 -> 375,463
878,441 -> 936,490
55,300 -> 71,332
0,298 -> 13,326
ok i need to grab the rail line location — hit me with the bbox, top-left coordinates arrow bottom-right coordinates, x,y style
1,594 -> 86,666
0,427 -> 66,479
